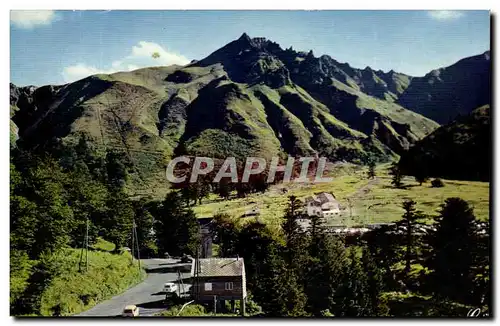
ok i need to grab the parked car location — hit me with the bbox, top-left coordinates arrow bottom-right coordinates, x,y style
180,254 -> 193,263
122,305 -> 140,317
164,282 -> 178,294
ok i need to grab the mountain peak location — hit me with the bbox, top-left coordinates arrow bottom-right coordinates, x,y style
483,50 -> 490,60
238,32 -> 252,42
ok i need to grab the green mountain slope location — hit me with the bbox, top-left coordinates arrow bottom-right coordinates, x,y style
11,33 -> 440,195
397,51 -> 491,124
399,105 -> 490,181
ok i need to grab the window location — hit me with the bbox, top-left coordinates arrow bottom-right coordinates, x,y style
225,282 -> 234,290
204,283 -> 212,291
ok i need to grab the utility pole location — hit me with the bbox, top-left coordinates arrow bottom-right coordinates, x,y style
79,216 -> 90,272
131,219 -> 135,265
85,216 -> 89,271
194,243 -> 200,300
78,224 -> 85,272
177,270 -> 182,297
133,220 -> 141,270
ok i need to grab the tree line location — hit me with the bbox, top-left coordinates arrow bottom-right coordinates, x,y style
210,196 -> 490,317
10,135 -> 200,314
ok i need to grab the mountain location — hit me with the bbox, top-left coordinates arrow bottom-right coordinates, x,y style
397,51 -> 491,124
398,105 -> 490,182
11,33 -> 440,196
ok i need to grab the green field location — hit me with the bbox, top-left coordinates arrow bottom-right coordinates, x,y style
193,163 -> 490,227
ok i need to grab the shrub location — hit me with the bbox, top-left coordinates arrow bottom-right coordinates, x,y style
159,304 -> 207,316
431,178 -> 445,188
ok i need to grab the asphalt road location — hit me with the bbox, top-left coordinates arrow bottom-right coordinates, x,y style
75,258 -> 192,317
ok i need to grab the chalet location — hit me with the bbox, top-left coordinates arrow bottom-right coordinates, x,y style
191,257 -> 247,315
305,192 -> 341,217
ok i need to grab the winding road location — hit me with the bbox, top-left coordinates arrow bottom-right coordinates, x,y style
75,258 -> 192,317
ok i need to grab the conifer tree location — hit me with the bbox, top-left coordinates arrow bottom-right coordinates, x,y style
397,199 -> 425,278
367,160 -> 376,179
333,249 -> 370,317
390,162 -> 403,188
153,191 -> 199,256
423,198 -> 481,304
361,246 -> 386,316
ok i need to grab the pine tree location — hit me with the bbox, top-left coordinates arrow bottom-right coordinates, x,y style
305,229 -> 346,316
367,161 -> 376,179
237,221 -> 279,287
153,191 -> 199,256
282,196 -> 309,277
133,199 -> 156,257
210,213 -> 239,258
100,192 -> 134,251
105,150 -> 130,191
413,157 -> 429,186
361,246 -> 386,316
333,249 -> 370,317
13,157 -> 76,259
389,162 -> 403,188
423,198 -> 480,304
253,244 -> 307,317
309,213 -> 325,253
471,224 -> 490,311
414,173 -> 429,186
363,224 -> 401,291
397,199 -> 425,278
274,196 -> 309,316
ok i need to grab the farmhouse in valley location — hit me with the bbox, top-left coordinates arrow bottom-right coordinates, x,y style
304,192 -> 341,217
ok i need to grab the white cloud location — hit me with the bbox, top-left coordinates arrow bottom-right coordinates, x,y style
10,10 -> 57,29
61,64 -> 114,83
62,41 -> 190,83
428,10 -> 465,21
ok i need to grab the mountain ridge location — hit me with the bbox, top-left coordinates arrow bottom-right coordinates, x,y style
398,104 -> 490,182
15,33 -> 487,196
397,50 -> 490,124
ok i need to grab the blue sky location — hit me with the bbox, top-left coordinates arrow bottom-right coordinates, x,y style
10,10 -> 490,86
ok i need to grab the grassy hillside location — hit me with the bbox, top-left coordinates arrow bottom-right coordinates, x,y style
192,163 -> 489,228
10,241 -> 145,316
399,105 -> 490,182
397,51 -> 490,124
10,34 -> 443,196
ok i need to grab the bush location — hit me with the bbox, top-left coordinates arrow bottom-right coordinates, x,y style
320,309 -> 334,317
431,178 -> 445,188
159,304 -> 208,316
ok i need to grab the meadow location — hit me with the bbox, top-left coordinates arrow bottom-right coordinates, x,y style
192,163 -> 490,228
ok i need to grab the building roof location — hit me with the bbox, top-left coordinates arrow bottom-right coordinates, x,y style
305,192 -> 337,204
242,207 -> 260,217
191,258 -> 244,277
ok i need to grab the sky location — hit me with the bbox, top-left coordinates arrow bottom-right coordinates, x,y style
10,10 -> 490,86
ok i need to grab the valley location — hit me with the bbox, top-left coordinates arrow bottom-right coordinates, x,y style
10,16 -> 491,318
192,163 -> 490,229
